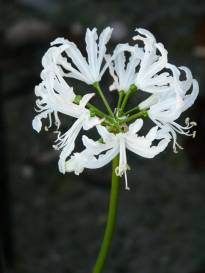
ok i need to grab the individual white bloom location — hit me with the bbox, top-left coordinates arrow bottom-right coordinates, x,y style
139,65 -> 199,152
133,28 -> 173,93
33,75 -> 100,174
32,70 -> 76,132
108,28 -> 173,94
54,106 -> 100,174
139,65 -> 198,113
65,119 -> 170,190
50,27 -> 113,85
39,42 -> 73,82
108,44 -> 144,92
32,63 -> 101,173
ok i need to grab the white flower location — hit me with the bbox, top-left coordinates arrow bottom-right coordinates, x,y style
108,28 -> 173,94
32,62 -> 100,173
54,105 -> 100,174
32,26 -> 199,189
133,28 -> 173,93
39,43 -> 71,81
65,119 -> 170,190
32,70 -> 76,132
50,27 -> 113,85
108,44 -> 144,92
139,65 -> 199,152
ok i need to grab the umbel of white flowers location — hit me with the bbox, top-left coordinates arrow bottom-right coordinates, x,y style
32,27 -> 199,190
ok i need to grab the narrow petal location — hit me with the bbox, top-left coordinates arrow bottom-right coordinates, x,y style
182,80 -> 199,112
97,27 -> 113,73
145,43 -> 168,79
82,135 -> 114,154
65,149 -> 93,175
79,93 -> 95,108
133,28 -> 156,42
139,94 -> 159,110
96,125 -> 116,143
179,66 -> 193,92
126,135 -> 170,158
82,113 -> 101,130
145,126 -> 158,141
85,147 -> 119,169
32,111 -> 50,132
85,28 -> 98,78
56,116 -> 85,174
128,119 -> 143,135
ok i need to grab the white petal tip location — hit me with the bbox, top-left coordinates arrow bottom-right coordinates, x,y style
32,118 -> 42,133
58,165 -> 65,175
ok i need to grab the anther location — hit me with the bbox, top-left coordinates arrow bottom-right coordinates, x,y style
192,131 -> 196,138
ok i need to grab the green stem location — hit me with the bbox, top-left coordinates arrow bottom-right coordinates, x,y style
120,84 -> 137,112
117,90 -> 125,109
74,95 -> 112,121
124,106 -> 140,116
86,103 -> 111,120
121,111 -> 148,124
93,82 -> 114,117
92,155 -> 120,273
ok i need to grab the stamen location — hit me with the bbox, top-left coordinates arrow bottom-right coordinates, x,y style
54,112 -> 61,129
185,117 -> 197,128
192,131 -> 196,138
173,137 -> 184,154
115,165 -> 131,190
48,113 -> 52,129
169,117 -> 197,153
185,117 -> 190,125
190,121 -> 197,126
124,171 -> 130,191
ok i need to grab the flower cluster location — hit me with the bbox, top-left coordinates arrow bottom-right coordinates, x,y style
32,27 -> 199,190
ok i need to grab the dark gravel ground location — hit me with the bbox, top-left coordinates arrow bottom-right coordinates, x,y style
5,94 -> 205,273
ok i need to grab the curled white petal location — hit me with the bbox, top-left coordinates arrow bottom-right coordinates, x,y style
138,94 -> 159,110
128,119 -> 143,135
65,150 -> 94,175
56,112 -> 99,174
67,121 -> 170,189
32,114 -> 45,132
133,28 -> 172,94
108,44 -> 142,92
126,123 -> 170,159
182,79 -> 199,112
51,27 -> 113,84
32,26 -> 199,182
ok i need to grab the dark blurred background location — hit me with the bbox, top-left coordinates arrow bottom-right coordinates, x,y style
1,0 -> 205,273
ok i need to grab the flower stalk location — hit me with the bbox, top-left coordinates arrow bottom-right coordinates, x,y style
93,82 -> 114,117
86,103 -> 110,119
117,90 -> 125,109
124,105 -> 140,116
120,84 -> 137,112
122,110 -> 148,124
92,155 -> 120,273
74,95 -> 111,120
